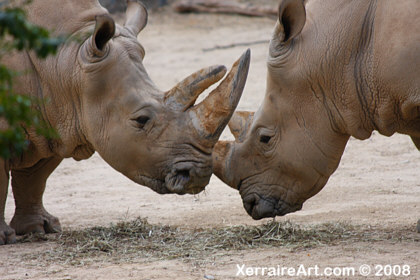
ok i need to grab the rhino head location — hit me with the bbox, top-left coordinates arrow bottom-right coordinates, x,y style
213,0 -> 358,219
77,1 -> 250,195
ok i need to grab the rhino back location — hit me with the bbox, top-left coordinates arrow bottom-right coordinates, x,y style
25,0 -> 108,35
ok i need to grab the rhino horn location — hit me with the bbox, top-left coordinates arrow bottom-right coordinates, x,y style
228,111 -> 254,142
213,140 -> 236,188
125,0 -> 148,36
191,49 -> 251,143
164,65 -> 227,111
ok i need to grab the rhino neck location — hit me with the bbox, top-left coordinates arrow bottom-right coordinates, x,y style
340,0 -> 416,140
306,0 -> 399,140
342,0 -> 389,140
347,0 -> 420,140
23,47 -> 94,163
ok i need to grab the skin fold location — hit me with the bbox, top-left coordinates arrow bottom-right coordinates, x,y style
213,0 -> 420,220
0,0 -> 250,245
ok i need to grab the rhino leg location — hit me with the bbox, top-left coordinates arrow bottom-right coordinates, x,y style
0,159 -> 16,245
410,136 -> 420,150
410,138 -> 420,231
10,157 -> 63,235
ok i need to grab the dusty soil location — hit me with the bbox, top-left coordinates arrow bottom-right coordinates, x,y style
1,7 -> 419,280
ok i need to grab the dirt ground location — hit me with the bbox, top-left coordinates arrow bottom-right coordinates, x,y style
1,7 -> 419,280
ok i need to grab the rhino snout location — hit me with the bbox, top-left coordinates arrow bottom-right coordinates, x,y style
165,163 -> 211,195
243,194 -> 303,220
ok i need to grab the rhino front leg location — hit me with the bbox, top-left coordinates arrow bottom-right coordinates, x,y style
410,136 -> 420,150
10,157 -> 63,235
410,138 -> 420,233
0,159 -> 16,245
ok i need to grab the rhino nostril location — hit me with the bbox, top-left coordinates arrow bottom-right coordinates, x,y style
173,169 -> 190,188
165,168 -> 192,194
243,194 -> 258,216
176,169 -> 190,180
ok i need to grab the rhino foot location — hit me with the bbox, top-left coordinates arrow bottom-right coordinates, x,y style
0,220 -> 16,245
10,207 -> 61,236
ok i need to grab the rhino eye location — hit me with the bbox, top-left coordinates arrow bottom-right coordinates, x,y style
260,135 -> 272,144
135,116 -> 150,129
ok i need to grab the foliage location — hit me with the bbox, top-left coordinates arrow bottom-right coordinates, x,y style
0,4 -> 65,159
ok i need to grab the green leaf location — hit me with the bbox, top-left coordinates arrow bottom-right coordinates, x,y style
0,4 -> 66,159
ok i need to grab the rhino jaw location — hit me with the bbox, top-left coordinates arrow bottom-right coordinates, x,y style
213,140 -> 305,219
242,193 -> 303,220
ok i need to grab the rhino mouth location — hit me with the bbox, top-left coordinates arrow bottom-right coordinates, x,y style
165,164 -> 210,195
136,172 -> 204,195
136,174 -> 170,194
242,193 -> 302,220
135,163 -> 210,195
165,169 -> 191,195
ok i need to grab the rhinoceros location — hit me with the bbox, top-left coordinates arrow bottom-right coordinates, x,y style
0,0 -> 250,244
213,0 -> 420,220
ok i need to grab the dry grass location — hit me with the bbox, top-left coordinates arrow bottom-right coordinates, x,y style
19,218 -> 419,266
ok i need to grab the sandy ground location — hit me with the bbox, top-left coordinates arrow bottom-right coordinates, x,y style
1,7 -> 419,280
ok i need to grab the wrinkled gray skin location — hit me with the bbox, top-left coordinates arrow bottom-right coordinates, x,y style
0,0 -> 250,244
214,0 -> 420,220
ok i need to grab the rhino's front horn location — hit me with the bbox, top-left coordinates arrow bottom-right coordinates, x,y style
125,0 -> 148,35
165,65 -> 227,111
191,49 -> 251,143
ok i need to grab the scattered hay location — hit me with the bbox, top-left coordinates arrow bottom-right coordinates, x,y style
19,218 -> 419,266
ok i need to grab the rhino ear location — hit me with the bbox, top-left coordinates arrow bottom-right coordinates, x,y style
228,111 -> 254,142
92,15 -> 115,53
277,0 -> 306,43
125,0 -> 148,36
